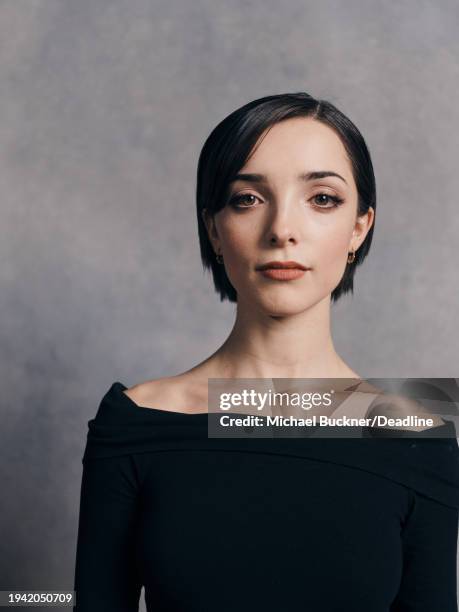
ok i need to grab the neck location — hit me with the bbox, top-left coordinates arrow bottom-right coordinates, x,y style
200,293 -> 359,380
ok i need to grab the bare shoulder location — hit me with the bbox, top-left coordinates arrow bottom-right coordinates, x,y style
366,392 -> 446,431
123,374 -> 208,414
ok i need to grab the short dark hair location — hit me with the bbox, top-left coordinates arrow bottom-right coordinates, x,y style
196,92 -> 376,303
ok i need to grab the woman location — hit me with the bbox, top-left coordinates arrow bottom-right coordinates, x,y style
74,93 -> 459,611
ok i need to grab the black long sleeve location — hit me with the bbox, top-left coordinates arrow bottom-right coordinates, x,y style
73,381 -> 459,611
74,452 -> 459,612
74,454 -> 142,611
390,491 -> 459,611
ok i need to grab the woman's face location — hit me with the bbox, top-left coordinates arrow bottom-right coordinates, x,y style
205,117 -> 374,315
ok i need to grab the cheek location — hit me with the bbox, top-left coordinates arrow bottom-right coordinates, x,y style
319,227 -> 350,261
314,224 -> 352,287
220,219 -> 256,264
223,240 -> 253,289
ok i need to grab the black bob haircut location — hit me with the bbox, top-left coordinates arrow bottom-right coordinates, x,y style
196,92 -> 376,304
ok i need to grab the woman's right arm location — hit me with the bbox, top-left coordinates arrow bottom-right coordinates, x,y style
73,454 -> 142,611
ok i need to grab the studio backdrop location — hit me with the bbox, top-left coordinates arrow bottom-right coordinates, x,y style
1,1 -> 458,610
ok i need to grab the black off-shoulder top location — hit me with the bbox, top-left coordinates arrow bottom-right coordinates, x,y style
74,381 -> 459,612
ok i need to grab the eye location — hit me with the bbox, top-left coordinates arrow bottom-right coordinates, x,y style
228,191 -> 344,209
228,193 -> 261,208
310,193 -> 344,209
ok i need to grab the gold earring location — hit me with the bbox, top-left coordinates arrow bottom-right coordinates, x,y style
347,249 -> 356,264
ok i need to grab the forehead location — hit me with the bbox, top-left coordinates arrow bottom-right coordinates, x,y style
243,117 -> 352,178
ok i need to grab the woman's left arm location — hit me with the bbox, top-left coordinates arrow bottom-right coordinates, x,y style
390,491 -> 459,611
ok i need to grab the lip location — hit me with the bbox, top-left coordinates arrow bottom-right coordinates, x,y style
259,268 -> 307,281
256,260 -> 309,271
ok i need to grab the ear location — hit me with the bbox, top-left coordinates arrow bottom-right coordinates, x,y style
201,208 -> 221,255
349,206 -> 375,252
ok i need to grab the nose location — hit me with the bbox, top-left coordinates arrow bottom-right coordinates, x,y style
265,201 -> 300,247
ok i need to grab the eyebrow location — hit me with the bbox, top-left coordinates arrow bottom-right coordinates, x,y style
230,170 -> 348,186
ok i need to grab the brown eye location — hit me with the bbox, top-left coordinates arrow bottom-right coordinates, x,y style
229,193 -> 260,208
311,193 -> 344,209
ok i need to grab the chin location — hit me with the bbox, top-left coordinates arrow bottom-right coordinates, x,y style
258,295 -> 316,317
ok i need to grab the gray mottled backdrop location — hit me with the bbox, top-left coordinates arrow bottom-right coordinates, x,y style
1,1 -> 458,609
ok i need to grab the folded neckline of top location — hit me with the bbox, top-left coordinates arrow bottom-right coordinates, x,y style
112,380 -> 371,417
114,381 -> 210,416
111,381 -> 457,435
112,380 -> 374,417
